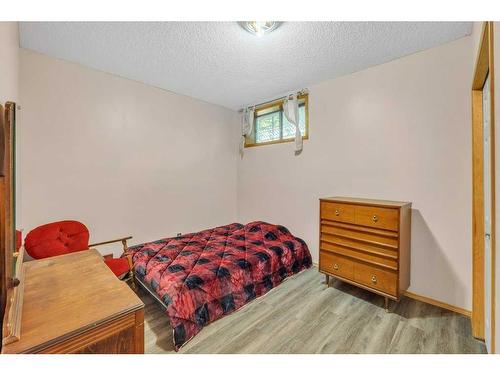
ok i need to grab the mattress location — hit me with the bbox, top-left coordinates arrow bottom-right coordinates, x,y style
127,221 -> 312,350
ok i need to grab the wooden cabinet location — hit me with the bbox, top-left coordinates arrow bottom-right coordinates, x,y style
319,197 -> 411,305
1,250 -> 144,354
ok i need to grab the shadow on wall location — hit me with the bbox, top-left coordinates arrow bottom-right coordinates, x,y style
410,209 -> 467,307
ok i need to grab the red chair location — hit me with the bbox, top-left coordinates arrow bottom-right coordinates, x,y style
24,220 -> 136,288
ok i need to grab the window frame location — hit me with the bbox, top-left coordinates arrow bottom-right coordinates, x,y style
244,93 -> 309,148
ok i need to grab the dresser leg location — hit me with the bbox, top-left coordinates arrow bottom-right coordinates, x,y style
384,297 -> 389,312
325,274 -> 330,287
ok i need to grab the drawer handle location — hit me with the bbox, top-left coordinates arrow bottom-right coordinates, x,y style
371,275 -> 377,284
372,215 -> 379,223
335,209 -> 340,216
333,263 -> 339,270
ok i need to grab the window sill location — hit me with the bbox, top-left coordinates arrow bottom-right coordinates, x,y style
244,135 -> 309,148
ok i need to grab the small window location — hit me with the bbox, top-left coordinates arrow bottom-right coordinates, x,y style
245,94 -> 308,147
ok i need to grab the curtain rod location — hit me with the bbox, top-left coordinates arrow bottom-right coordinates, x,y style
238,89 -> 308,113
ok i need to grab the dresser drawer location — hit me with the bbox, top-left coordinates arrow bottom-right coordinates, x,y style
320,237 -> 398,271
353,261 -> 397,296
354,205 -> 399,231
321,201 -> 355,224
320,251 -> 353,279
321,221 -> 399,249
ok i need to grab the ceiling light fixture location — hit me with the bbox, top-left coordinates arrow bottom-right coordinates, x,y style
239,21 -> 282,37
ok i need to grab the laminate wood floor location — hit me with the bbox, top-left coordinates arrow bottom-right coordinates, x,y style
138,268 -> 486,354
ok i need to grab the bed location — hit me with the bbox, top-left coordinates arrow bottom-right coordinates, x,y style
127,221 -> 312,350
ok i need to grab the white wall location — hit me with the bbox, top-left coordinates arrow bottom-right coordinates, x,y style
0,22 -> 18,104
237,37 -> 473,310
18,49 -> 239,256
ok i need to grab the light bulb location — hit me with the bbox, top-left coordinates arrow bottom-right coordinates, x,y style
239,21 -> 282,37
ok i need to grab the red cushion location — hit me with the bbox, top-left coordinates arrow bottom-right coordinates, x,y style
105,258 -> 130,277
25,221 -> 90,259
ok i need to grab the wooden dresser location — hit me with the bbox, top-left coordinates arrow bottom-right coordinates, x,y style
1,250 -> 144,354
319,197 -> 411,309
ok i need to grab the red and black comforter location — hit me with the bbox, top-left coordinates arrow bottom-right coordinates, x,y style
127,221 -> 312,350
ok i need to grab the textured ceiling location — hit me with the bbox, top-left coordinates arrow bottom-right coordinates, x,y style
19,22 -> 472,109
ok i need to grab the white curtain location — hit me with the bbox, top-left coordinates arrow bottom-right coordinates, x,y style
239,108 -> 254,157
283,93 -> 303,154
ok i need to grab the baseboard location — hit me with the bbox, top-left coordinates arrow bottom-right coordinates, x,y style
313,263 -> 470,317
403,291 -> 471,317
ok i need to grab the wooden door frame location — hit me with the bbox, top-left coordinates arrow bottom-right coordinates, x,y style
0,103 -> 6,345
472,21 -> 496,353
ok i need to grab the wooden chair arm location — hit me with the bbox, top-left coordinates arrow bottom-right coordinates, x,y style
89,236 -> 133,252
125,254 -> 134,270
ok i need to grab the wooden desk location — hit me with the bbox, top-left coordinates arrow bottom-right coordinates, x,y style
2,250 -> 144,354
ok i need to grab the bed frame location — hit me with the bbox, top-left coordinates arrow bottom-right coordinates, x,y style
136,276 -> 169,312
